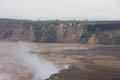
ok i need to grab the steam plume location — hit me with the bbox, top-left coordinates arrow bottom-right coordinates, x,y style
18,42 -> 60,80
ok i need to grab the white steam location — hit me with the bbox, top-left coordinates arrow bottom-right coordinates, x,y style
0,42 -> 68,80
17,42 -> 60,80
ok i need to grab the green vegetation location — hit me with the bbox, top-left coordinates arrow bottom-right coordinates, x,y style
47,74 -> 60,80
80,23 -> 120,44
1,19 -> 120,44
22,20 -> 120,44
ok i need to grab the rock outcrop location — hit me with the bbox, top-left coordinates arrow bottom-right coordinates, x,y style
0,19 -> 120,44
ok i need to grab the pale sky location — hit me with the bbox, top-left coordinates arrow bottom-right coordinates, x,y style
0,0 -> 120,20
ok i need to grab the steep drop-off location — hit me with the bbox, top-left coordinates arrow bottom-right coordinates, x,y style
0,19 -> 120,44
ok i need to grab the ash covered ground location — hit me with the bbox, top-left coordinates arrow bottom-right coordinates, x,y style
0,42 -> 120,80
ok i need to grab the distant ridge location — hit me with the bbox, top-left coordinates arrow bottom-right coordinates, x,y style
0,18 -> 120,45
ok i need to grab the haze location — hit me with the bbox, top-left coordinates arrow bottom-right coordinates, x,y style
0,0 -> 120,20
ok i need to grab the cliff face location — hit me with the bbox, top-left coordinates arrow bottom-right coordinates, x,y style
0,19 -> 120,44
0,19 -> 35,41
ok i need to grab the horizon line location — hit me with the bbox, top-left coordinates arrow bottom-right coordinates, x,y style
0,18 -> 120,22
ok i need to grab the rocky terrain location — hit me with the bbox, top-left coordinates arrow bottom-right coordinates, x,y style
0,18 -> 120,44
29,43 -> 120,80
0,42 -> 120,80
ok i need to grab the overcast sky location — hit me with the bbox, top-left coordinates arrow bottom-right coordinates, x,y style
0,0 -> 120,20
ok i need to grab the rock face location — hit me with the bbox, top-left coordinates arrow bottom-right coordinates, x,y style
0,19 -> 120,44
0,19 -> 35,41
47,65 -> 120,80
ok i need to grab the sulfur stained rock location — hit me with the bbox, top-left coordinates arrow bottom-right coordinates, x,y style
0,19 -> 120,44
47,74 -> 59,80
